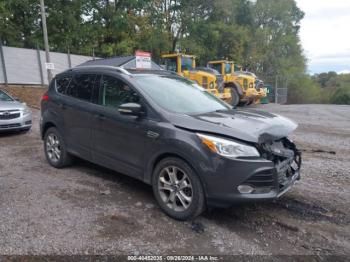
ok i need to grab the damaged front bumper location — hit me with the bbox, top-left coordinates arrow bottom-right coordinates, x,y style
205,138 -> 302,208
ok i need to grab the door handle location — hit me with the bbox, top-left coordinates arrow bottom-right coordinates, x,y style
94,114 -> 106,121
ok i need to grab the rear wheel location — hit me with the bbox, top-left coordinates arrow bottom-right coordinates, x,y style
44,127 -> 73,168
228,88 -> 240,108
152,157 -> 205,220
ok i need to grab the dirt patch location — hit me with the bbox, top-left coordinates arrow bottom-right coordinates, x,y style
96,214 -> 143,239
54,188 -> 97,208
271,197 -> 350,225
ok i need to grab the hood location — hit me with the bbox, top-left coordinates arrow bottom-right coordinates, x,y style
169,109 -> 297,144
0,100 -> 26,111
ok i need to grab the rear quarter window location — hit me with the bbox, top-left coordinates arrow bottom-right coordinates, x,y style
55,76 -> 71,94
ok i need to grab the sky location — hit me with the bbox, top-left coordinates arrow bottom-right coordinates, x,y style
295,0 -> 350,74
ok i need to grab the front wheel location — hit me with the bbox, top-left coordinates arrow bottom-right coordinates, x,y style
152,157 -> 205,220
228,88 -> 240,108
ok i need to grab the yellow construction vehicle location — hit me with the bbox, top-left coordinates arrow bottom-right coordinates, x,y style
161,54 -> 240,106
240,71 -> 267,104
207,60 -> 261,105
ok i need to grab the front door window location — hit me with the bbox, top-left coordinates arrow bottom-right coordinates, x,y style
99,75 -> 139,109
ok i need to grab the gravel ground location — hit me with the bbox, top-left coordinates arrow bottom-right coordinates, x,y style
0,104 -> 349,256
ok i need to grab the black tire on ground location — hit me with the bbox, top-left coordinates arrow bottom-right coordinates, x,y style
152,157 -> 206,221
229,88 -> 240,108
44,127 -> 73,168
21,127 -> 31,133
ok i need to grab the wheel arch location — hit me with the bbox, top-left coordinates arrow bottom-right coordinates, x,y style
145,151 -> 208,196
41,121 -> 57,139
225,81 -> 243,97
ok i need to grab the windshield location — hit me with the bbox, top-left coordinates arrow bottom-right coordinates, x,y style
164,57 -> 177,72
0,90 -> 13,101
134,75 -> 230,115
208,63 -> 221,74
181,57 -> 194,71
225,63 -> 231,74
234,64 -> 242,71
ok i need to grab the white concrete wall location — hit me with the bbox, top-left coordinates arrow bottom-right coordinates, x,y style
0,46 -> 95,85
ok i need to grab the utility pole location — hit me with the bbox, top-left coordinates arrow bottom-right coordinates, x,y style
39,0 -> 52,84
275,75 -> 278,104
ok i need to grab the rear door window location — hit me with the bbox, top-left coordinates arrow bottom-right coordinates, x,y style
66,74 -> 96,102
99,75 -> 140,108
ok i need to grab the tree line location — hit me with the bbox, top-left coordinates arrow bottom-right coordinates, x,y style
0,0 -> 348,104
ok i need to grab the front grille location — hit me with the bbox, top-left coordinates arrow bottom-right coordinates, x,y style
245,170 -> 274,188
202,76 -> 208,89
255,80 -> 264,91
0,113 -> 20,120
240,139 -> 301,194
0,110 -> 20,120
243,79 -> 248,89
0,123 -> 21,129
259,138 -> 301,191
215,75 -> 224,91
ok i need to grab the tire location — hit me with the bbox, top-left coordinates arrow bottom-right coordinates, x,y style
246,100 -> 254,106
44,127 -> 73,168
229,88 -> 240,108
21,127 -> 31,133
152,157 -> 205,221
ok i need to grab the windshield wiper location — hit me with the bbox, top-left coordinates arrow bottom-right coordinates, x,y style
214,109 -> 229,113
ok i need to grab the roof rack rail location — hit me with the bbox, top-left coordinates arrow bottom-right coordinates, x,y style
76,65 -> 131,76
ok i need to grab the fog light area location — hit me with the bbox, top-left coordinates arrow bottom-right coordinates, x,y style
237,184 -> 254,194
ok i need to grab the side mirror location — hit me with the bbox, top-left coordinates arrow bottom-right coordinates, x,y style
118,103 -> 143,116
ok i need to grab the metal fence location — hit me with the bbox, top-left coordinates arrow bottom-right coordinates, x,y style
264,75 -> 289,104
0,44 -> 95,86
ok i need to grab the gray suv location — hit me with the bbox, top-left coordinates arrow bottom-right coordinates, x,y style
40,65 -> 301,220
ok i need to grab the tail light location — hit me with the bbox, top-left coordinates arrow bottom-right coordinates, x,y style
41,92 -> 49,101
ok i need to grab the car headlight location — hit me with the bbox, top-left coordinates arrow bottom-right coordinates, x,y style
197,133 -> 260,158
22,107 -> 31,115
209,82 -> 214,89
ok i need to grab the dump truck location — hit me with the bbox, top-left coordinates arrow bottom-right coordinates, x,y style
161,54 -> 240,106
207,60 -> 262,105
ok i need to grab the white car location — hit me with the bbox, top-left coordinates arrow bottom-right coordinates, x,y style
0,89 -> 32,132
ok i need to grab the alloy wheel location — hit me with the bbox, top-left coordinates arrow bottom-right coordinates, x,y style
46,133 -> 61,163
158,166 -> 193,212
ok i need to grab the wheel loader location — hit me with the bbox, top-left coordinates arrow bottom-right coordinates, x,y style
240,71 -> 267,104
207,60 -> 266,105
161,54 -> 240,107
